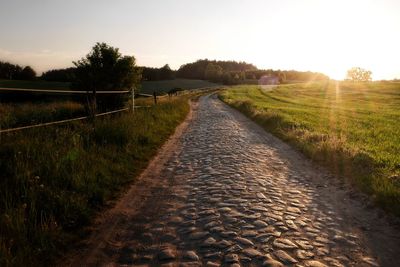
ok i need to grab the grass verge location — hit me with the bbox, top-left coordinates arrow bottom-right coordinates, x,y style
220,81 -> 400,216
0,97 -> 190,266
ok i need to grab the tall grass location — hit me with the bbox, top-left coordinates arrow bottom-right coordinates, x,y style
0,98 -> 190,266
220,81 -> 400,215
0,101 -> 85,129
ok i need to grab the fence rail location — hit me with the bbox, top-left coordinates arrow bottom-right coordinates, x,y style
0,87 -> 130,94
0,85 -> 222,134
0,106 -> 154,134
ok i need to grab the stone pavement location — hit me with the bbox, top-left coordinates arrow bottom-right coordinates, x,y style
75,94 -> 400,267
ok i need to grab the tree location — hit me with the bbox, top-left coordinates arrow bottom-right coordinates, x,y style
18,66 -> 36,80
73,42 -> 141,111
346,67 -> 372,82
159,64 -> 174,80
41,67 -> 76,82
0,61 -> 22,79
204,63 -> 223,82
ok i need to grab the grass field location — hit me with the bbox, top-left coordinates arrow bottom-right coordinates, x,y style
0,79 -> 71,90
141,79 -> 218,94
220,81 -> 400,215
0,78 -> 218,94
0,96 -> 193,266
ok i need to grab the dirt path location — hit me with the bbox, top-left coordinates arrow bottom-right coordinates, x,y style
64,94 -> 400,267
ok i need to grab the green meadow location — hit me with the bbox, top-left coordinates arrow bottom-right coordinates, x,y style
0,78 -> 218,94
0,79 -> 71,90
220,81 -> 400,215
140,79 -> 218,94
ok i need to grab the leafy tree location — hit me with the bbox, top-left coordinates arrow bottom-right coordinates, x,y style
177,59 -> 256,80
141,64 -> 175,81
41,67 -> 76,82
73,42 -> 141,110
0,61 -> 22,79
18,66 -> 36,80
346,67 -> 372,82
204,63 -> 223,82
159,64 -> 174,80
222,72 -> 233,85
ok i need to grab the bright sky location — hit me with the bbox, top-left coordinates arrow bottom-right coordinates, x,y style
1,0 -> 399,80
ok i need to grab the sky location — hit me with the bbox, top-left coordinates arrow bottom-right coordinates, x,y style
0,0 -> 399,80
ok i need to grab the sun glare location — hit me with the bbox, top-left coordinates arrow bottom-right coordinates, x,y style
235,0 -> 399,80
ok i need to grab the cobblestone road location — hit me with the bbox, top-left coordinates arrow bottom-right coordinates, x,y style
70,94 -> 400,267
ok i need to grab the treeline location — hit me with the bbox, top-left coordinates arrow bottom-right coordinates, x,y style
141,64 -> 174,81
244,69 -> 329,83
0,61 -> 36,80
41,67 -> 76,82
2,58 -> 329,85
176,59 -> 328,84
40,64 -> 175,83
177,59 -> 257,80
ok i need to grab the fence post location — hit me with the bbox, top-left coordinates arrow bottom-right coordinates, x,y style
131,86 -> 135,113
153,91 -> 157,105
91,88 -> 97,127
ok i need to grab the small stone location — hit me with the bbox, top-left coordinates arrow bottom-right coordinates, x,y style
236,237 -> 254,246
179,262 -> 202,267
241,256 -> 252,262
242,230 -> 258,237
254,220 -> 269,228
273,238 -> 298,249
243,248 -> 263,258
316,247 -> 329,256
287,207 -> 301,213
286,220 -> 298,230
160,233 -> 176,242
296,240 -> 313,250
262,258 -> 284,267
203,237 -> 217,247
257,193 -> 267,199
225,244 -> 243,253
218,239 -> 233,248
316,236 -> 330,244
210,226 -> 225,233
221,231 -> 238,237
169,216 -> 183,224
219,207 -> 232,212
305,260 -> 328,267
296,249 -> 314,260
158,248 -> 176,261
189,231 -> 209,240
204,252 -> 222,259
274,250 -> 298,264
206,261 -> 220,267
183,251 -> 199,261
225,253 -> 239,263
361,257 -> 379,266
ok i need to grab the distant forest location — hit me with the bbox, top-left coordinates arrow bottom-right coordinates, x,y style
0,58 -> 329,85
0,61 -> 36,80
141,59 -> 329,84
